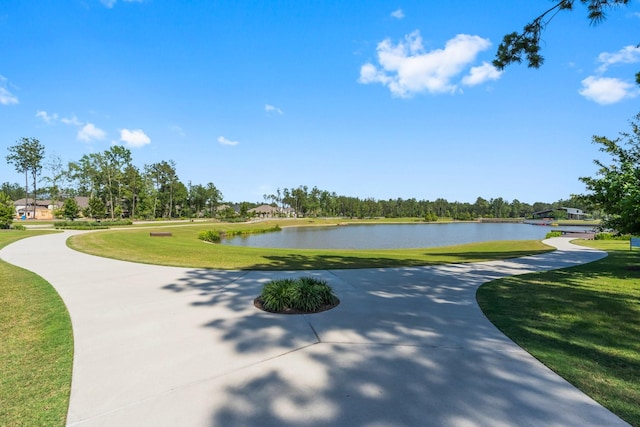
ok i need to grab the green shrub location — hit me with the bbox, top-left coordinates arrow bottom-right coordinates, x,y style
260,279 -> 296,312
424,212 -> 438,222
198,230 -> 221,243
290,279 -> 322,312
62,198 -> 80,221
53,219 -> 132,229
299,276 -> 335,302
259,276 -> 338,313
594,233 -> 631,241
198,225 -> 281,243
101,220 -> 133,226
545,231 -> 563,238
222,216 -> 249,223
11,224 -> 26,231
0,192 -> 14,229
224,224 -> 281,238
56,224 -> 110,230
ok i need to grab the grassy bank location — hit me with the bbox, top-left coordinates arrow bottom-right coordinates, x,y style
68,222 -> 553,270
0,230 -> 72,427
477,240 -> 640,426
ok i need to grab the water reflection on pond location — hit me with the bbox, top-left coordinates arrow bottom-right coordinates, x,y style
221,223 -> 594,250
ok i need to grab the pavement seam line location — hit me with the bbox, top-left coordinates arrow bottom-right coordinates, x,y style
66,341 -> 324,426
304,314 -> 322,342
326,269 -> 360,289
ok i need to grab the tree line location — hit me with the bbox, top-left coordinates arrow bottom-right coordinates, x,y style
2,137 -> 593,222
265,185 -> 591,221
13,117 -> 640,233
3,139 -> 223,220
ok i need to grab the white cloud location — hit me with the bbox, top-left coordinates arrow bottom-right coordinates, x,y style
0,75 -> 18,105
0,87 -> 18,105
578,44 -> 640,105
462,62 -> 503,86
359,31 -> 496,97
218,136 -> 239,146
36,110 -> 58,123
578,76 -> 639,105
169,124 -> 186,137
596,45 -> 640,73
101,0 -> 143,7
119,128 -> 151,148
60,115 -> 82,126
37,111 -> 84,126
390,9 -> 405,19
265,104 -> 283,115
78,123 -> 107,142
34,110 -> 154,146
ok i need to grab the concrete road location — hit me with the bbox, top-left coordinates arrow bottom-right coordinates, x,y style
1,233 -> 628,426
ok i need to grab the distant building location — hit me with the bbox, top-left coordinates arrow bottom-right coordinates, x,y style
248,204 -> 296,218
14,197 -> 90,220
216,204 -> 240,215
14,198 -> 52,220
249,205 -> 279,218
532,207 -> 586,220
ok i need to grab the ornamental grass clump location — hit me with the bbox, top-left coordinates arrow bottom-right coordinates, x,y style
198,230 -> 222,243
258,276 -> 338,313
260,278 -> 296,312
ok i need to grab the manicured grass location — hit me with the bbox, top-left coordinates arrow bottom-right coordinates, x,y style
477,240 -> 640,426
556,219 -> 601,226
67,222 -> 554,270
0,230 -> 72,427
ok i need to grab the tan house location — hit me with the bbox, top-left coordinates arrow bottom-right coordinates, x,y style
248,204 -> 296,218
14,197 -> 90,220
14,198 -> 54,220
249,204 -> 279,218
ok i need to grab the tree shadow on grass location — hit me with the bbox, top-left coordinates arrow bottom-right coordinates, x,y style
240,248 -> 556,271
477,251 -> 640,425
422,249 -> 553,261
244,253 -> 430,270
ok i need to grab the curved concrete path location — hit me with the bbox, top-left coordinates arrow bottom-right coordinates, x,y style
1,233 -> 629,427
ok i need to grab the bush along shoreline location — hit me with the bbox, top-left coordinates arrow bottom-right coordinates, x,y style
54,220 -> 133,230
198,224 -> 281,243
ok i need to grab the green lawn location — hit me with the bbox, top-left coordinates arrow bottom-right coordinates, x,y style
0,230 -> 72,427
67,221 -> 554,270
477,240 -> 640,426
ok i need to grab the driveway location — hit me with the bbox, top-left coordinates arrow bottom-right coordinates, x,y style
0,233 -> 628,426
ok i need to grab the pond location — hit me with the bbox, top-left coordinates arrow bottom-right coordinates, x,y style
221,222 -> 595,250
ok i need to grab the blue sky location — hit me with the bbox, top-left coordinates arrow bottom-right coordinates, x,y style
1,0 -> 639,204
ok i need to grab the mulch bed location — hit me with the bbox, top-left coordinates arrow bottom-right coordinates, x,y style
253,297 -> 340,315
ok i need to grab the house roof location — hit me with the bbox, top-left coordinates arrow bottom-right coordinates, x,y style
14,198 -> 50,207
14,196 -> 90,209
75,196 -> 90,208
532,207 -> 585,216
249,204 -> 278,214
